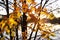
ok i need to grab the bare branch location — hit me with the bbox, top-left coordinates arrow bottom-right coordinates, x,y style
42,0 -> 49,9
46,0 -> 58,7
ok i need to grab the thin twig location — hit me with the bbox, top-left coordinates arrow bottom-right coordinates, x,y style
46,0 -> 58,7
28,23 -> 36,40
42,0 -> 49,9
34,27 -> 38,40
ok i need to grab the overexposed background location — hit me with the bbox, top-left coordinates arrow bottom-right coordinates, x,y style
0,0 -> 60,40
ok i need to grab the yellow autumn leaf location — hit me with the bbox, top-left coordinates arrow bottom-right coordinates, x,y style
22,3 -> 28,13
5,26 -> 10,33
40,11 -> 48,16
9,18 -> 17,24
17,12 -> 21,18
8,18 -> 17,28
50,33 -> 55,37
6,29 -> 10,34
2,23 -> 5,28
47,38 -> 51,40
30,6 -> 36,11
43,8 -> 47,11
0,20 -> 6,29
11,31 -> 15,37
26,0 -> 32,4
9,13 -> 15,18
48,13 -> 55,20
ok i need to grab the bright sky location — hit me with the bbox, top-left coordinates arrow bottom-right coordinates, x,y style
0,0 -> 60,18
0,0 -> 60,39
